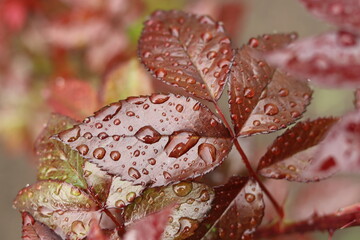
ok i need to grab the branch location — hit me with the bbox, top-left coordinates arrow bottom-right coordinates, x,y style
255,204 -> 360,238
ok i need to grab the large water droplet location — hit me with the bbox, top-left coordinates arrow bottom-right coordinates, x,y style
149,94 -> 170,104
198,143 -> 217,163
126,192 -> 136,202
58,126 -> 80,143
135,126 -> 161,144
165,131 -> 200,158
71,220 -> 86,236
264,103 -> 279,116
128,167 -> 141,179
172,182 -> 193,197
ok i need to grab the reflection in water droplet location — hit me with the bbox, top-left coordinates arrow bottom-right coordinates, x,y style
278,88 -> 289,97
135,126 -> 161,144
165,131 -> 200,158
149,94 -> 170,104
110,151 -> 121,161
199,190 -> 211,202
76,144 -> 89,155
172,182 -> 193,197
38,206 -> 53,218
244,87 -> 255,98
128,167 -> 141,179
126,192 -> 136,202
155,68 -> 167,78
70,187 -> 81,196
198,143 -> 217,163
178,217 -> 199,237
245,193 -> 256,203
176,104 -> 184,112
249,38 -> 259,48
163,171 -> 172,180
264,103 -> 279,116
115,200 -> 125,208
148,158 -> 156,165
71,220 -> 86,236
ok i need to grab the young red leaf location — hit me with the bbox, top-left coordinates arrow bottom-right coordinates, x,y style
256,203 -> 360,238
299,0 -> 360,34
124,182 -> 214,240
124,206 -> 173,240
313,109 -> 360,176
45,77 -> 98,121
36,114 -> 112,202
55,93 -> 232,187
229,33 -> 312,136
22,212 -> 62,240
188,177 -> 264,240
257,118 -> 338,181
266,31 -> 360,87
139,10 -> 233,101
14,180 -> 100,239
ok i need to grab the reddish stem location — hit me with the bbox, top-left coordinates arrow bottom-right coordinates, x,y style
213,103 -> 284,219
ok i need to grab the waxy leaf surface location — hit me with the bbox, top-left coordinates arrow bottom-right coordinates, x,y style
300,0 -> 360,34
14,181 -> 99,239
125,182 -> 215,240
314,109 -> 360,176
229,34 -> 312,136
188,177 -> 264,240
139,10 -> 233,101
22,212 -> 62,240
55,93 -> 232,187
267,31 -> 360,87
257,118 -> 338,181
124,206 -> 173,240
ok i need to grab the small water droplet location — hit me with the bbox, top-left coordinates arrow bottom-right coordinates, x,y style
110,151 -> 121,161
38,206 -> 53,218
95,123 -> 103,129
83,132 -> 92,139
201,32 -> 213,42
278,88 -> 289,97
128,167 -> 141,179
93,148 -> 106,159
253,120 -> 261,126
207,51 -> 217,60
155,68 -> 167,78
148,158 -> 156,165
76,144 -> 89,155
249,38 -> 259,48
245,193 -> 256,203
264,103 -> 279,116
244,87 -> 255,98
176,104 -> 184,112
70,187 -> 81,196
163,171 -> 172,179
172,182 -> 193,197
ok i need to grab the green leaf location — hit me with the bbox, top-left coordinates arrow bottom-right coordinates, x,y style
124,182 -> 215,240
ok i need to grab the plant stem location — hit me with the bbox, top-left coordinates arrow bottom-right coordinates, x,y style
213,103 -> 284,219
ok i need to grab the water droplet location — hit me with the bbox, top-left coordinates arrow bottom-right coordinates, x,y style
128,167 -> 141,179
176,104 -> 184,112
249,38 -> 259,48
178,217 -> 199,236
186,77 -> 196,84
245,193 -> 256,203
172,182 -> 193,197
165,131 -> 200,158
71,220 -> 86,236
110,151 -> 121,161
93,148 -> 106,159
155,68 -> 167,78
95,123 -> 103,129
163,171 -> 172,179
135,126 -> 161,144
244,87 -> 255,98
58,126 -> 80,143
70,187 -> 81,196
207,51 -> 217,60
84,170 -> 92,177
199,190 -> 211,202
126,111 -> 135,117
278,88 -> 289,97
98,132 -> 109,140
83,132 -> 92,139
126,192 -> 136,202
338,31 -> 357,46
291,111 -> 300,118
148,158 -> 156,165
198,143 -> 217,163
201,32 -> 213,42
169,26 -> 179,37
193,102 -> 201,111
287,165 -> 296,171
271,146 -> 281,155
149,94 -> 170,104
76,144 -> 89,155
253,120 -> 261,126
264,103 -> 279,116
38,206 -> 53,218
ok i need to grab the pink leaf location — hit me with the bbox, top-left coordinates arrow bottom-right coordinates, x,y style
266,31 -> 360,87
300,0 -> 360,34
124,206 -> 173,240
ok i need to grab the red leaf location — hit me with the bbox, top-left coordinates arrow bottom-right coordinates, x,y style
124,206 -> 173,240
139,10 -> 233,101
266,31 -> 360,87
229,33 -> 312,136
313,109 -> 360,176
257,118 -> 338,181
188,177 -> 264,240
300,0 -> 360,34
55,93 -> 232,187
45,77 -> 98,121
22,212 -> 62,240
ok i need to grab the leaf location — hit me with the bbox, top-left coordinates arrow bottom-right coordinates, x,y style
45,77 -> 98,121
36,114 -> 112,201
229,33 -> 312,136
55,93 -> 232,187
14,180 -> 100,239
124,182 -> 215,240
22,212 -> 62,240
101,58 -> 154,105
257,118 -> 338,181
139,10 -> 233,101
266,31 -> 360,88
314,109 -> 360,176
188,177 -> 264,240
124,206 -> 174,240
299,0 -> 360,34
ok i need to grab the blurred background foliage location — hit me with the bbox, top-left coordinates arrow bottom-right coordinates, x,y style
0,0 -> 358,239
